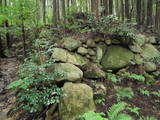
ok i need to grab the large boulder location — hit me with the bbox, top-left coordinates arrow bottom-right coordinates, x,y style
59,83 -> 95,120
141,44 -> 160,60
61,37 -> 81,51
52,48 -> 89,66
47,63 -> 83,82
83,63 -> 105,79
101,46 -> 134,70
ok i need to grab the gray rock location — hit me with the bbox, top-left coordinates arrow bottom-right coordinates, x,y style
144,62 -> 156,72
83,63 -> 105,79
52,48 -> 89,66
59,83 -> 95,120
101,46 -> 134,70
47,63 -> 83,82
77,47 -> 88,55
62,37 -> 81,51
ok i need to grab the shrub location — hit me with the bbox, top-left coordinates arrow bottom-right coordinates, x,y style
115,86 -> 134,102
8,60 -> 63,113
79,102 -> 133,120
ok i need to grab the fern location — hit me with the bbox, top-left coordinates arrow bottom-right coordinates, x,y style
79,111 -> 107,120
139,116 -> 157,120
107,102 -> 133,120
115,86 -> 134,102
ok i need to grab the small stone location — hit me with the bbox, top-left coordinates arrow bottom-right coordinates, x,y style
86,39 -> 96,48
82,44 -> 88,48
62,37 -> 81,51
94,82 -> 107,96
129,43 -> 142,53
83,63 -> 106,79
144,62 -> 156,72
87,48 -> 96,56
105,39 -> 112,45
77,47 -> 88,55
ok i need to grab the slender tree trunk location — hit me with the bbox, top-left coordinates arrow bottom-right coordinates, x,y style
136,0 -> 142,25
53,0 -> 57,26
42,0 -> 46,24
121,0 -> 125,21
4,0 -> 11,48
109,0 -> 113,14
104,0 -> 109,16
61,0 -> 66,27
20,3 -> 26,57
146,0 -> 153,26
125,0 -> 130,21
141,0 -> 146,25
155,0 -> 160,30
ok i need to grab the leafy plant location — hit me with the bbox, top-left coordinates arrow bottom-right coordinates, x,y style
79,111 -> 107,120
150,56 -> 160,65
139,116 -> 157,120
115,86 -> 134,102
111,23 -> 137,45
127,106 -> 141,116
79,102 -> 133,120
107,73 -> 120,83
140,89 -> 150,96
151,91 -> 160,97
107,102 -> 133,120
95,97 -> 105,105
122,72 -> 145,82
8,60 -> 63,113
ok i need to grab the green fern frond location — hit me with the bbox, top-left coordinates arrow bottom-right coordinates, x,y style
114,113 -> 133,120
139,116 -> 157,120
107,102 -> 128,120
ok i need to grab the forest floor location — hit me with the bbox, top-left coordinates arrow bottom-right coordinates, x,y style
0,57 -> 19,120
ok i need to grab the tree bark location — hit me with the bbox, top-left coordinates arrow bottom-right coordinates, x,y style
155,0 -> 160,29
121,0 -> 125,21
136,0 -> 142,25
146,0 -> 153,26
104,0 -> 109,16
109,0 -> 113,14
125,0 -> 130,21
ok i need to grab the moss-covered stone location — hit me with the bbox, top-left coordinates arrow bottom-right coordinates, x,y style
83,63 -> 105,79
62,37 -> 82,51
59,83 -> 95,120
47,63 -> 83,82
141,44 -> 160,60
52,48 -> 89,66
101,46 -> 134,70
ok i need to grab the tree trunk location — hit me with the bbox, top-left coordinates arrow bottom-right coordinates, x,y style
155,0 -> 160,30
141,0 -> 146,25
109,0 -> 113,14
4,0 -> 11,48
42,0 -> 46,24
146,0 -> 153,26
104,0 -> 109,16
125,0 -> 130,21
121,0 -> 125,21
61,0 -> 66,27
136,0 -> 142,25
53,0 -> 57,26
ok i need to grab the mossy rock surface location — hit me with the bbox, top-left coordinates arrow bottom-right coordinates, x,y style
47,63 -> 83,82
61,37 -> 82,51
52,48 -> 89,66
59,83 -> 95,120
141,44 -> 160,60
83,63 -> 105,79
101,45 -> 134,70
